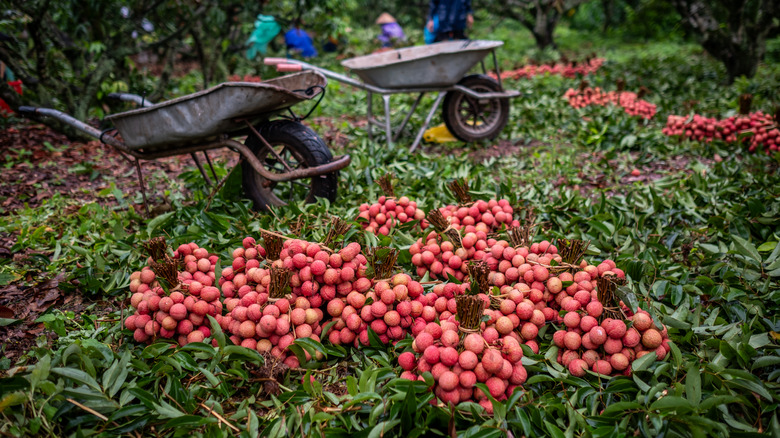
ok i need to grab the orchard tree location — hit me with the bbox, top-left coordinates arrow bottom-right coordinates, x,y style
483,0 -> 590,50
670,0 -> 779,83
0,0 -> 260,131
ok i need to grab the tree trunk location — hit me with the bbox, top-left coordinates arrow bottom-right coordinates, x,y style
672,0 -> 778,84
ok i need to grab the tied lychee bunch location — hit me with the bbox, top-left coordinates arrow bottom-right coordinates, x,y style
564,87 -> 657,119
663,112 -> 778,153
219,237 -> 267,299
439,199 -> 518,234
220,294 -> 325,369
662,114 -> 721,142
553,309 -> 670,377
410,232 -> 473,281
326,273 -> 424,346
482,239 -> 559,290
492,58 -> 605,80
358,195 -> 427,235
483,289 -> 547,355
174,242 -> 220,288
125,243 -> 220,346
399,322 -> 528,413
279,239 -> 370,307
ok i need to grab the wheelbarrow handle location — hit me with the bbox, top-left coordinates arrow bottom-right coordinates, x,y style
276,63 -> 302,73
264,57 -> 288,66
107,92 -> 156,107
17,106 -> 38,115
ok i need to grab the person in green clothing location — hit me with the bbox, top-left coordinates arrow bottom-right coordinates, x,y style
245,14 -> 281,60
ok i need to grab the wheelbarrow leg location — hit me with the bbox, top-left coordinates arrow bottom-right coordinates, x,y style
382,94 -> 392,148
203,151 -> 219,183
393,93 -> 425,143
366,91 -> 373,142
191,153 -> 214,186
410,92 -> 446,153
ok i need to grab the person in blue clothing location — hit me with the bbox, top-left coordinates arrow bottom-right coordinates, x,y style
285,20 -> 318,58
427,0 -> 473,42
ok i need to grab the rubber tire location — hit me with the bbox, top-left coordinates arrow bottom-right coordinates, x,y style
241,120 -> 337,211
442,74 -> 510,142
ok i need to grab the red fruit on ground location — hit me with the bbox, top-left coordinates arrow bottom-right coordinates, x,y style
568,359 -> 588,377
642,328 -> 663,349
631,312 -> 653,331
482,348 -> 504,374
563,331 -> 582,350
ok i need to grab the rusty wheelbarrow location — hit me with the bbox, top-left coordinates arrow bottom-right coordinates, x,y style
18,71 -> 350,211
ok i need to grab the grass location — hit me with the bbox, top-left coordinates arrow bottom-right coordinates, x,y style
0,22 -> 779,438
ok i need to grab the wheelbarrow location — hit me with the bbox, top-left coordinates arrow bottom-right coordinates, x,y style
266,40 -> 521,152
17,71 -> 350,212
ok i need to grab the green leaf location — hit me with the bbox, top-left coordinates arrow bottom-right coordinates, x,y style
685,363 -> 701,406
724,378 -> 773,401
367,419 -> 401,438
543,420 -> 566,438
649,396 -> 694,414
631,352 -> 656,372
757,241 -> 777,252
147,212 -> 175,235
0,392 -> 27,413
51,367 -> 101,391
732,235 -> 761,263
601,401 -> 643,417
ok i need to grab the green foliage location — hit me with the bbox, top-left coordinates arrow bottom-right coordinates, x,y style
1,20 -> 780,438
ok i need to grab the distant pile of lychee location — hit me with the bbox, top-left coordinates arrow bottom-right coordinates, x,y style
564,87 -> 657,119
492,58 -> 605,80
663,111 -> 778,153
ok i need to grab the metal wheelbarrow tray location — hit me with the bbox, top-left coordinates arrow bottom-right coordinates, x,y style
340,40 -> 504,89
106,71 -> 327,150
18,70 -> 350,212
267,40 -> 520,151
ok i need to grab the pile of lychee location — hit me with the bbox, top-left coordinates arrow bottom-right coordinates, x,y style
218,237 -> 371,367
554,308 -> 669,377
662,111 -> 778,153
326,273 -> 425,346
398,321 -> 528,414
438,199 -> 518,234
492,58 -> 605,80
564,87 -> 657,119
358,195 -> 428,235
124,243 -> 221,346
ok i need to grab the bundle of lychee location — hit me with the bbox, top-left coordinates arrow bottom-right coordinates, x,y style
358,174 -> 428,235
564,87 -> 657,119
220,237 -> 369,309
491,57 -> 605,81
326,272 -> 425,347
398,320 -> 528,413
662,111 -> 778,153
358,196 -> 427,235
410,231 -> 473,281
553,307 -> 670,377
218,236 -> 372,366
125,241 -> 221,347
438,199 -> 518,234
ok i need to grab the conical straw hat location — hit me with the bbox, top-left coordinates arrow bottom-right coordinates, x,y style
376,13 -> 396,24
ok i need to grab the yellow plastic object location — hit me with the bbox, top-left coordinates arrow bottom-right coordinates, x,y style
423,123 -> 458,143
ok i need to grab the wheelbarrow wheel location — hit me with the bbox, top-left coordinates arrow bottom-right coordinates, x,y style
242,120 -> 337,211
442,74 -> 510,142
